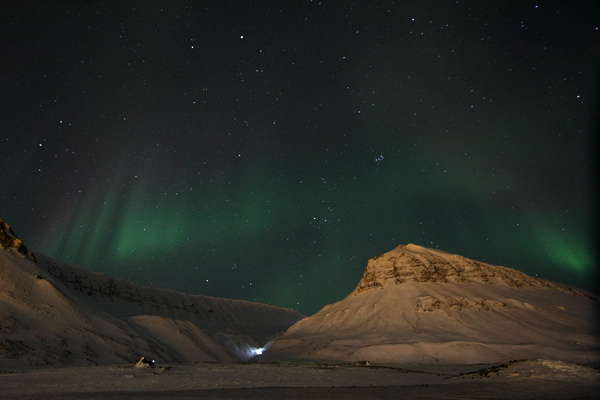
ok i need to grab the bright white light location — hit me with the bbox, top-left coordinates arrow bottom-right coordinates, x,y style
248,341 -> 272,358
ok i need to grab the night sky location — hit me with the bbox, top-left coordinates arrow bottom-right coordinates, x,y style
1,1 -> 598,314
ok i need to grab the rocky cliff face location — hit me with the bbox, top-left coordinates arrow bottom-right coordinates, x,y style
353,243 -> 567,295
0,217 -> 35,262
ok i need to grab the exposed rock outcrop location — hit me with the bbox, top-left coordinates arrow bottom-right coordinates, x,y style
353,243 -> 569,295
0,217 -> 35,262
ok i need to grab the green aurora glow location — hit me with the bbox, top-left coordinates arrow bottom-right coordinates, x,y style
1,1 -> 598,314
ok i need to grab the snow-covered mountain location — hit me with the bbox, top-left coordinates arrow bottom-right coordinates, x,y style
262,243 -> 600,364
0,217 -> 305,369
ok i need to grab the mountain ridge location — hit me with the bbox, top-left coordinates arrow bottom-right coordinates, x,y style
2,218 -> 598,367
353,243 -> 581,295
0,217 -> 305,369
261,243 -> 599,364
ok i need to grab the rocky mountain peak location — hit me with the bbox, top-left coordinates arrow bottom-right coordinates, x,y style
352,243 -> 561,295
0,217 -> 36,262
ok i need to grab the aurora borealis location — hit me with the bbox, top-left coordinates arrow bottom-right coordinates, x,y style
1,1 -> 598,314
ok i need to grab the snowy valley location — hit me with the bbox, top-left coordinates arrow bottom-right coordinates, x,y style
1,217 -> 598,398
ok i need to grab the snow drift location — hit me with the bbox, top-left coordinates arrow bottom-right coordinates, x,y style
262,243 -> 600,364
0,217 -> 305,369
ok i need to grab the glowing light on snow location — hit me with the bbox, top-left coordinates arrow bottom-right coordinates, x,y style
253,347 -> 264,355
248,341 -> 272,358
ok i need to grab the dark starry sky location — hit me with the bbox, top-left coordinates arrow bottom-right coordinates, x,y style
1,1 -> 598,314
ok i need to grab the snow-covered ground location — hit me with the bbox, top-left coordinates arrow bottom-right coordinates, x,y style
1,359 -> 598,399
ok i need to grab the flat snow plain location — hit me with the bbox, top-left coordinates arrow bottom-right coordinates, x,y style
1,359 -> 598,399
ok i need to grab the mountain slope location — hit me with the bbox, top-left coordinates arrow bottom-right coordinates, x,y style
262,244 -> 599,364
0,218 -> 305,369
